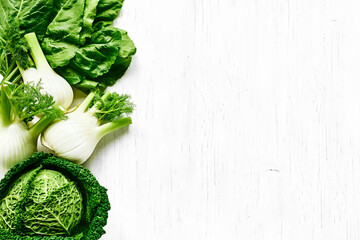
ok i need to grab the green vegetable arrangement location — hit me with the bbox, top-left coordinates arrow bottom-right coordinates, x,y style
0,152 -> 110,239
0,0 -> 136,238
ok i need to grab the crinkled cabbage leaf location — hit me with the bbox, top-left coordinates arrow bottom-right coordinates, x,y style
0,166 -> 82,236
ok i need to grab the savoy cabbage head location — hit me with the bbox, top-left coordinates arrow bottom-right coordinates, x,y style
0,152 -> 110,239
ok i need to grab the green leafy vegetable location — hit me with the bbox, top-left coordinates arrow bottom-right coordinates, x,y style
94,0 -> 124,23
26,169 -> 70,203
0,0 -> 55,72
43,0 -> 136,91
15,0 -> 55,40
0,166 -> 42,232
0,0 -> 136,92
81,0 -> 101,43
0,152 -> 110,239
0,167 -> 82,236
75,79 -> 100,92
73,23 -> 122,78
52,0 -> 68,13
41,0 -> 85,68
95,28 -> 136,87
55,27 -> 136,92
23,182 -> 83,235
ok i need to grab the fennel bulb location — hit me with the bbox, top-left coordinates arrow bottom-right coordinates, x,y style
42,91 -> 134,164
0,119 -> 36,170
0,83 -> 64,170
22,33 -> 73,109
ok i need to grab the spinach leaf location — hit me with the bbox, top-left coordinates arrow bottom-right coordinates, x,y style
76,79 -> 99,91
16,0 -> 54,40
41,40 -> 79,68
94,0 -> 124,23
118,29 -> 137,57
80,0 -> 101,43
72,22 -> 122,78
0,0 -> 54,40
95,29 -> 136,86
42,0 -> 85,68
0,0 -> 55,69
0,0 -> 53,69
52,0 -> 69,14
55,27 -> 136,92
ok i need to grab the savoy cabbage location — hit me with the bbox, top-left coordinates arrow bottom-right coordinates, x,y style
0,152 -> 110,239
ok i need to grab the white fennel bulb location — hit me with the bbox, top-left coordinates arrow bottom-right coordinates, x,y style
42,91 -> 134,164
0,83 -> 64,171
0,119 -> 36,170
22,33 -> 73,109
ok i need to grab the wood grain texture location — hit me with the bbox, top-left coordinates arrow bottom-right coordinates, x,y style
84,0 -> 360,239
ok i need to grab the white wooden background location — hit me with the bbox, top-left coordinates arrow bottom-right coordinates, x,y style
82,0 -> 360,239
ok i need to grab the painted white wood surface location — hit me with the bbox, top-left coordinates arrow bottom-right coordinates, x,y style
84,0 -> 360,239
